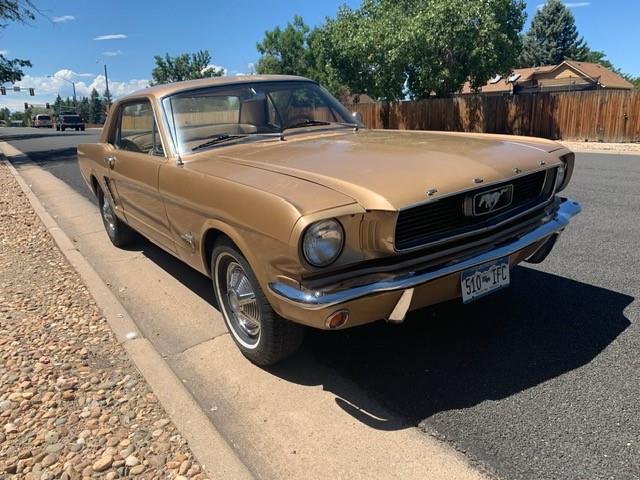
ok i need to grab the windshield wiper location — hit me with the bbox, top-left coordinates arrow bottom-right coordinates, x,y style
282,120 -> 332,131
281,120 -> 359,136
192,134 -> 246,151
191,132 -> 285,152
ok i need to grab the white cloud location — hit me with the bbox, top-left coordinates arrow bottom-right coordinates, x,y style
5,69 -> 149,111
537,1 -> 590,8
93,34 -> 127,41
203,64 -> 227,76
53,15 -> 75,23
103,50 -> 123,57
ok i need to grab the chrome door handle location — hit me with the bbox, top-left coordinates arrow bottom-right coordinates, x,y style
104,156 -> 116,169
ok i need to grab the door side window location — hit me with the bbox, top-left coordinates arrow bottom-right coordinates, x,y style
113,101 -> 163,155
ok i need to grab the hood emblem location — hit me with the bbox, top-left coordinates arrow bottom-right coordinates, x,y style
426,188 -> 438,197
464,184 -> 514,217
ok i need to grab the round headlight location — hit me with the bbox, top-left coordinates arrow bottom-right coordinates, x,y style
302,219 -> 344,267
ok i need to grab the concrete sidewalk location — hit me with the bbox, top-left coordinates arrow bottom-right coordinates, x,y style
1,141 -> 489,480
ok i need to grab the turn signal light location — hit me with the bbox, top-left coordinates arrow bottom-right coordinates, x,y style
326,310 -> 349,329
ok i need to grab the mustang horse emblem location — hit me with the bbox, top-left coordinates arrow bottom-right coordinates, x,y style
478,188 -> 509,211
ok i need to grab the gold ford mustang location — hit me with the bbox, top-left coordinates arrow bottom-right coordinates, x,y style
78,75 -> 581,365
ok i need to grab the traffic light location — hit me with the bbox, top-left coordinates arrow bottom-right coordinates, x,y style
29,88 -> 35,96
0,86 -> 5,95
24,102 -> 29,110
45,102 -> 50,110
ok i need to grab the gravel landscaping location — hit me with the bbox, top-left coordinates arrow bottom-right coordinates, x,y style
561,140 -> 640,154
0,160 -> 208,478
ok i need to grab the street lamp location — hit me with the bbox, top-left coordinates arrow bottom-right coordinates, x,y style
47,75 -> 77,110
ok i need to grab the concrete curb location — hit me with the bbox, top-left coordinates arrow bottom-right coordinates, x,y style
1,146 -> 254,480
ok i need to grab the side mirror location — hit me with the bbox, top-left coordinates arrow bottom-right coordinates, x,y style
351,111 -> 363,124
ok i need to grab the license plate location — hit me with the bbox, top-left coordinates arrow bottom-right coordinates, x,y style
460,256 -> 510,304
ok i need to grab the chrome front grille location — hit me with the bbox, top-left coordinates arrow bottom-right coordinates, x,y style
394,168 -> 556,251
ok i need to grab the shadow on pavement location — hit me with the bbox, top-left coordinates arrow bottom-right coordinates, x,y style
72,212 -> 634,433
269,266 -> 632,429
8,147 -> 78,166
0,132 -> 88,142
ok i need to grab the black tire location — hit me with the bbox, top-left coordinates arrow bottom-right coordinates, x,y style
98,186 -> 136,247
61,126 -> 66,131
211,239 -> 304,365
75,127 -> 79,131
56,126 -> 60,131
81,126 -> 85,131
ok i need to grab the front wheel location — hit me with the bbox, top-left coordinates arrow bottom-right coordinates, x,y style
98,187 -> 136,247
211,240 -> 304,365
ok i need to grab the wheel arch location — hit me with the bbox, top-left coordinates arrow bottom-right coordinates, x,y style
200,221 -> 262,281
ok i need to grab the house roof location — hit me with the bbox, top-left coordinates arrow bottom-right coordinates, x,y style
559,61 -> 634,89
460,61 -> 633,94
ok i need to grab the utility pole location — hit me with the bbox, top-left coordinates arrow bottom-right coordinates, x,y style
104,64 -> 111,111
72,82 -> 77,110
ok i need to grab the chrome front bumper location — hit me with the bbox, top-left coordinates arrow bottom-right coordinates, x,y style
269,197 -> 581,310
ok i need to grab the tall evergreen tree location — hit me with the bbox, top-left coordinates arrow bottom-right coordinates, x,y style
89,89 -> 104,124
78,97 -> 91,122
519,0 -> 589,66
53,94 -> 63,115
102,89 -> 112,112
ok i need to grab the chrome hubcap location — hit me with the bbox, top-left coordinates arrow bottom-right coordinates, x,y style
101,198 -> 116,235
225,260 -> 260,341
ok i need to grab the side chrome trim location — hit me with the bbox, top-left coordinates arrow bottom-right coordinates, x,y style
269,197 -> 581,310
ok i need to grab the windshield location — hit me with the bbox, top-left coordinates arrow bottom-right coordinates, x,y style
162,81 -> 357,155
37,115 -> 51,120
63,115 -> 81,121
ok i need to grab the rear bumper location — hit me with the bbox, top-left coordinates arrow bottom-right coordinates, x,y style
269,197 -> 580,320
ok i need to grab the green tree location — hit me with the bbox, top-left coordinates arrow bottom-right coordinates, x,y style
53,94 -> 63,114
519,0 -> 589,66
0,0 -> 36,83
256,15 -> 313,76
255,16 -> 347,97
78,96 -> 90,122
621,73 -> 640,89
102,89 -> 112,110
150,50 -> 224,85
0,106 -> 10,120
89,88 -> 104,124
316,0 -> 526,99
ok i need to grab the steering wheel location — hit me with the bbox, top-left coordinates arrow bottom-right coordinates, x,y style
285,116 -> 315,127
117,138 -> 143,153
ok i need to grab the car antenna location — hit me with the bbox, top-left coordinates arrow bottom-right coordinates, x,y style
169,97 -> 184,166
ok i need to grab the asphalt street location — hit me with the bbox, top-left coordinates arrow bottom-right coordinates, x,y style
2,127 -> 638,480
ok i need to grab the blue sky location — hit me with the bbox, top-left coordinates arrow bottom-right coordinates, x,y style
1,0 -> 638,110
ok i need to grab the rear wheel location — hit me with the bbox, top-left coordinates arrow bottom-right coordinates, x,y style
98,186 -> 136,247
61,126 -> 66,131
211,239 -> 304,365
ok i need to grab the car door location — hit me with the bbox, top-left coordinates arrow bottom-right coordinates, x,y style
105,99 -> 176,253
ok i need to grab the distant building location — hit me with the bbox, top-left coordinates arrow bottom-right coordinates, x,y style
461,60 -> 634,95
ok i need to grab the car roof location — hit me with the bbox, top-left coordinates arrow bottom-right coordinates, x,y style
118,74 -> 314,102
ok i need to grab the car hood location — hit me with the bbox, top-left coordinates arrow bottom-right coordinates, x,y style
188,129 -> 566,211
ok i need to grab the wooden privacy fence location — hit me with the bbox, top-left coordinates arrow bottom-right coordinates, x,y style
348,90 -> 640,143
